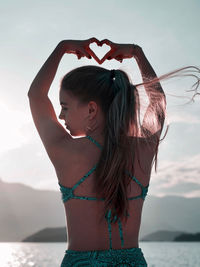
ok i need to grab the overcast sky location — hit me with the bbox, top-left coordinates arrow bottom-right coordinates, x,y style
0,0 -> 200,198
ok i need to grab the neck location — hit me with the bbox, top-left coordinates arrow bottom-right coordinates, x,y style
86,132 -> 105,146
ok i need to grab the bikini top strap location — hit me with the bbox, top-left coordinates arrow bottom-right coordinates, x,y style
86,135 -> 103,150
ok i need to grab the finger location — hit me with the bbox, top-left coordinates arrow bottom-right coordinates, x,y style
79,47 -> 92,59
101,49 -> 115,62
85,51 -> 92,59
99,53 -> 113,65
115,55 -> 123,63
100,39 -> 112,46
89,37 -> 101,46
76,51 -> 84,60
86,46 -> 101,64
116,58 -> 123,63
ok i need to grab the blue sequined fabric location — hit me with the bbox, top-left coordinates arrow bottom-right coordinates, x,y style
60,247 -> 147,267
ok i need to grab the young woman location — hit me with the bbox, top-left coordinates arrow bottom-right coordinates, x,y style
28,37 -> 199,266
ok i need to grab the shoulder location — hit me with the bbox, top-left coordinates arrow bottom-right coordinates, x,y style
60,137 -> 86,159
53,137 -> 88,170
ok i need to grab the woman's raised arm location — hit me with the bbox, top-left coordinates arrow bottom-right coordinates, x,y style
134,47 -> 166,137
99,39 -> 166,137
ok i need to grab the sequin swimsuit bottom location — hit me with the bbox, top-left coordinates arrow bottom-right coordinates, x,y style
60,247 -> 147,267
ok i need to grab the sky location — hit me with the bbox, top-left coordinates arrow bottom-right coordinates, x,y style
0,0 -> 200,198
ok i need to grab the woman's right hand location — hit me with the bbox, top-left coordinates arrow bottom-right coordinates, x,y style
99,39 -> 143,63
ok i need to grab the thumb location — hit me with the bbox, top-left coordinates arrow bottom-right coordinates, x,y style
85,52 -> 92,59
115,56 -> 123,63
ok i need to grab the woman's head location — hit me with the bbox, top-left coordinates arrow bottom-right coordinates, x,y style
59,65 -> 135,139
59,88 -> 106,137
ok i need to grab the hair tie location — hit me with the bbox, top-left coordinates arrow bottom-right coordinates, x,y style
110,69 -> 116,80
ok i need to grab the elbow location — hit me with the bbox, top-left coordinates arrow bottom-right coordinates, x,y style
27,88 -> 35,98
27,89 -> 46,99
27,91 -> 32,98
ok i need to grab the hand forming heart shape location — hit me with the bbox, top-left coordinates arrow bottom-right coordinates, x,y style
86,39 -> 112,65
63,37 -> 135,64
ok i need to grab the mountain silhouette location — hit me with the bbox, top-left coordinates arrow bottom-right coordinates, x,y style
0,178 -> 200,242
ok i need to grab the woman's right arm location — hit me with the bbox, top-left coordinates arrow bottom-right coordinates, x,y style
99,39 -> 166,138
134,47 -> 166,137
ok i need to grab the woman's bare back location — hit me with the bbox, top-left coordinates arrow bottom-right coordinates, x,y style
55,136 -> 152,251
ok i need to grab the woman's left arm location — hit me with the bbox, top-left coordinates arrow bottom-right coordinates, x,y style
27,41 -> 73,171
27,38 -> 100,170
28,41 -> 65,97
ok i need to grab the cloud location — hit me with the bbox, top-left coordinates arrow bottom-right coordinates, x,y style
167,113 -> 200,124
150,154 -> 200,197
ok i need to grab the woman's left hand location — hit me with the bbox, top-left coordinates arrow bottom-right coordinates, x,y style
59,37 -> 102,60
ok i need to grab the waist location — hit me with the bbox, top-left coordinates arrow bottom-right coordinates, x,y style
65,246 -> 142,256
67,239 -> 139,251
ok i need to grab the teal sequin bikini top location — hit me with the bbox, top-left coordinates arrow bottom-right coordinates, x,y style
58,135 -> 149,250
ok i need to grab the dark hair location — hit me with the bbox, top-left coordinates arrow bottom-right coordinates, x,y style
60,65 -> 200,224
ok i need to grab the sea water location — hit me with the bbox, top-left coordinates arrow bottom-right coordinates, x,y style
0,242 -> 199,267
